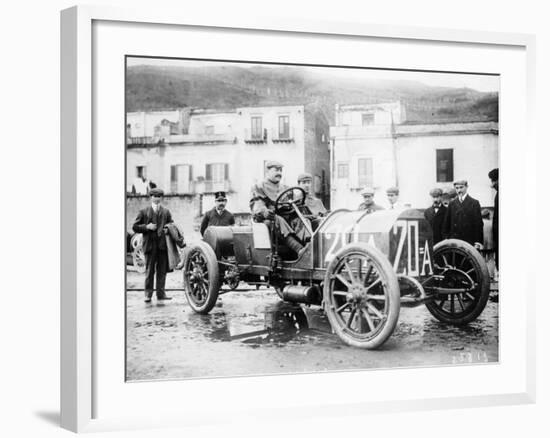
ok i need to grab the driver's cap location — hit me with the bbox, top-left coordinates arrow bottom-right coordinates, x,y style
266,160 -> 283,169
361,187 -> 375,196
297,172 -> 312,182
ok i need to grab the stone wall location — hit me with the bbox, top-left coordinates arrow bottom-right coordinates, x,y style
126,194 -> 202,242
126,194 -> 252,244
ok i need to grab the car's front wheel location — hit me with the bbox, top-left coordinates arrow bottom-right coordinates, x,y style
323,243 -> 400,349
183,241 -> 221,314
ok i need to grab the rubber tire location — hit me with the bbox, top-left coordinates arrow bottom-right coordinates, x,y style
425,239 -> 490,325
131,233 -> 146,274
323,243 -> 400,349
183,241 -> 221,314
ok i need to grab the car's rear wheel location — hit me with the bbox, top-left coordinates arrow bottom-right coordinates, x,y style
324,243 -> 400,349
130,233 -> 146,274
183,241 -> 221,314
425,239 -> 490,325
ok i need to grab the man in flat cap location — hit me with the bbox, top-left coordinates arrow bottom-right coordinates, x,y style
424,188 -> 447,244
297,173 -> 327,217
132,188 -> 174,302
442,180 -> 484,250
385,186 -> 410,210
488,168 -> 499,270
250,161 -> 306,258
358,187 -> 384,213
441,186 -> 457,208
200,191 -> 235,236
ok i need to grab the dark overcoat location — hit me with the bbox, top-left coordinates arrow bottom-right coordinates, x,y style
132,205 -> 173,253
424,204 -> 447,244
200,208 -> 235,236
442,195 -> 483,245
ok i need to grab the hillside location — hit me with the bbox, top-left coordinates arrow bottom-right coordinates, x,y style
126,64 -> 498,124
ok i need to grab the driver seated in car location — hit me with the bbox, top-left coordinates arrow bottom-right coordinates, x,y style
250,161 -> 308,258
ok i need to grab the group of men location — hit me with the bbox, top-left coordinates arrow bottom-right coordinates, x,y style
424,170 -> 499,270
132,161 -> 498,303
358,186 -> 411,213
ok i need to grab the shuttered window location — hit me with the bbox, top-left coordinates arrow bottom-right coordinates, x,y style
358,158 -> 373,187
251,117 -> 263,139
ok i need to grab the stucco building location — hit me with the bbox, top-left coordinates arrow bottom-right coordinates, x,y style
126,104 -> 330,214
329,102 -> 498,210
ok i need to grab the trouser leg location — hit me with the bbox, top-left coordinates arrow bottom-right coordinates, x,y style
274,215 -> 294,238
144,249 -> 156,298
155,250 -> 169,298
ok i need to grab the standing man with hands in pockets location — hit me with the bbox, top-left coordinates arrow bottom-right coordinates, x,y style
132,188 -> 174,303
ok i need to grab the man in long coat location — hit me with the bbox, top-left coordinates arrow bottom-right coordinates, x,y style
250,161 -> 306,257
442,180 -> 484,249
424,187 -> 447,244
132,188 -> 174,302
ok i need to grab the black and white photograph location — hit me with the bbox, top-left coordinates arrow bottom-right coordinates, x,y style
125,57 -> 500,381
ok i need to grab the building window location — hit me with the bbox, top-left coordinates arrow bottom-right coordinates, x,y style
136,166 -> 146,178
205,125 -> 215,135
358,158 -> 374,187
205,163 -> 229,192
436,149 -> 454,182
362,113 -> 375,126
170,164 -> 193,193
337,162 -> 349,179
278,115 -> 290,139
251,116 -> 263,140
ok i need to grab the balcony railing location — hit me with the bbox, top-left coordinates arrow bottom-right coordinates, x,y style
167,133 -> 237,144
271,127 -> 295,143
243,128 -> 267,144
127,136 -> 168,146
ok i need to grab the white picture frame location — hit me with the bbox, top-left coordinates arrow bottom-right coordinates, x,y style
61,5 -> 536,433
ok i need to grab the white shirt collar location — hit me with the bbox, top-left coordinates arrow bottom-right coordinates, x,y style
152,203 -> 159,212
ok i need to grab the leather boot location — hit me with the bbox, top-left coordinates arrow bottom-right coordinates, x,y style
284,235 -> 305,258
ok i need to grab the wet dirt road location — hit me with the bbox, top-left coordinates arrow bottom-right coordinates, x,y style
126,271 -> 499,381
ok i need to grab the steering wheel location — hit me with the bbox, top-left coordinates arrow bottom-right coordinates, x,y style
274,186 -> 306,215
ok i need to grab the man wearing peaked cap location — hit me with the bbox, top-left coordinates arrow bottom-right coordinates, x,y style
200,191 -> 235,236
358,187 -> 384,213
250,160 -> 307,259
265,160 -> 283,169
424,187 -> 447,244
297,172 -> 327,218
443,179 -> 484,249
132,187 -> 174,302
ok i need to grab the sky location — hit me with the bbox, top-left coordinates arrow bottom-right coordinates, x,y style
127,57 -> 499,93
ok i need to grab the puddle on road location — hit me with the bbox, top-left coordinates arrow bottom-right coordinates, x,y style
129,288 -> 497,359
195,302 -> 335,347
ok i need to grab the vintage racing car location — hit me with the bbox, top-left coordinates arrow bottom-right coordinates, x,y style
182,187 -> 490,349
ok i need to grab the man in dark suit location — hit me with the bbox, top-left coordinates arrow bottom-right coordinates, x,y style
442,180 -> 484,250
200,191 -> 235,236
488,168 -> 499,269
132,188 -> 174,302
424,188 -> 447,244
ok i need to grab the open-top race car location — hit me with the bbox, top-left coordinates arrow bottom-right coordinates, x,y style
182,187 -> 490,349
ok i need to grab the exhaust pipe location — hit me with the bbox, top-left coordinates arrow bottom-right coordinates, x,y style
282,285 -> 321,305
